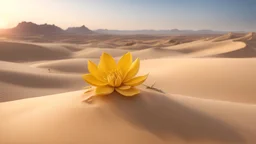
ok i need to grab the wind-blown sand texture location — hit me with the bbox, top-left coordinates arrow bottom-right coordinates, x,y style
1,32 -> 256,144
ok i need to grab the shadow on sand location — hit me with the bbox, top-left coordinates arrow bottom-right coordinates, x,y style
98,90 -> 245,143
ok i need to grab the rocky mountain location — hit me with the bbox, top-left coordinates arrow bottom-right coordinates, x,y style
10,22 -> 64,35
66,25 -> 93,35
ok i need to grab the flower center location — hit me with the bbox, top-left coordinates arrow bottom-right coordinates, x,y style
105,69 -> 123,87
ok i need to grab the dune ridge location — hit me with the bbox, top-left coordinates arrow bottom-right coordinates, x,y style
215,32 -> 256,57
211,32 -> 238,42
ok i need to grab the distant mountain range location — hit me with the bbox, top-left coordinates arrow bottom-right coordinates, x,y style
11,22 -> 64,35
95,29 -> 230,35
0,21 -> 93,35
66,25 -> 94,35
0,21 -> 248,36
94,29 -> 247,35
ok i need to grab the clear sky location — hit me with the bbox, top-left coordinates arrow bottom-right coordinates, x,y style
0,0 -> 256,31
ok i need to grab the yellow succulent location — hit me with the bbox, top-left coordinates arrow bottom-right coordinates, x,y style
82,52 -> 148,96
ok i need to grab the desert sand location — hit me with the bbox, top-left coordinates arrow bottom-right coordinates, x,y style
1,32 -> 256,144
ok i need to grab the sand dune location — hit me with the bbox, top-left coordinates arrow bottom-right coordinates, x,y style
140,58 -> 256,103
0,61 -> 84,102
234,32 -> 255,41
163,39 -> 247,57
191,40 -> 246,57
72,47 -> 129,58
164,39 -> 220,52
213,44 -> 256,58
0,41 -> 70,62
215,33 -> 256,57
211,32 -> 238,42
160,33 -> 256,58
1,33 -> 256,144
1,90 -> 256,144
33,48 -> 183,74
31,58 -> 92,73
117,43 -> 153,50
131,48 -> 184,59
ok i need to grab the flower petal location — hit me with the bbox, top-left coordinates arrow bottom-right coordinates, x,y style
124,74 -> 148,86
118,85 -> 131,90
88,60 -> 105,82
115,87 -> 140,96
98,52 -> 116,72
95,86 -> 114,96
82,74 -> 108,86
114,75 -> 122,87
124,58 -> 140,82
117,52 -> 132,76
107,75 -> 115,87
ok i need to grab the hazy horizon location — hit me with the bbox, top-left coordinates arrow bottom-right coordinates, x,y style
1,0 -> 256,31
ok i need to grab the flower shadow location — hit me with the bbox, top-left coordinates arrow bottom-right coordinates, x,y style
99,90 -> 245,143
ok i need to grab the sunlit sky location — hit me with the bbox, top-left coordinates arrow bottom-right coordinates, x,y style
0,0 -> 256,31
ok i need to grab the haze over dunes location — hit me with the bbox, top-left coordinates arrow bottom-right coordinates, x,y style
0,21 -> 246,36
1,20 -> 256,144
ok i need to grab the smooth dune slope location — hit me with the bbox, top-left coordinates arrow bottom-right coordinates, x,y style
72,47 -> 129,58
215,32 -> 256,58
0,60 -> 85,102
211,32 -> 238,42
140,58 -> 256,103
131,48 -> 184,59
1,90 -> 255,144
117,43 -> 156,50
163,39 -> 247,57
234,32 -> 255,41
31,58 -> 92,73
0,41 -> 70,62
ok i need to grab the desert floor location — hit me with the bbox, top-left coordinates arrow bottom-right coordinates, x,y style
0,32 -> 256,144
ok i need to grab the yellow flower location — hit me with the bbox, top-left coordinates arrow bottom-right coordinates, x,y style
82,52 -> 148,96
